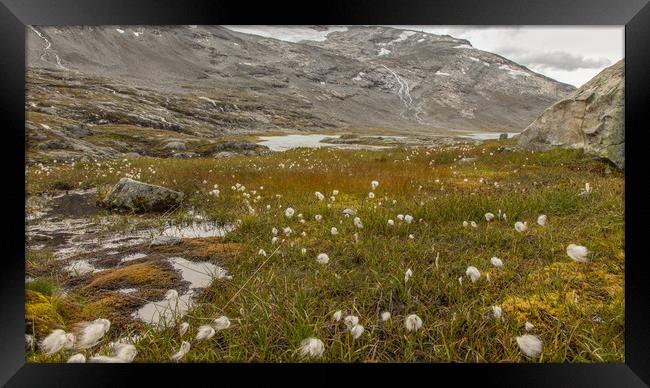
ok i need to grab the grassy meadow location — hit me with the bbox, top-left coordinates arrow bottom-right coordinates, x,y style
25,139 -> 625,362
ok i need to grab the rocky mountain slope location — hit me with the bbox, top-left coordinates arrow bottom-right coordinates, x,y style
26,25 -> 575,161
518,60 -> 624,168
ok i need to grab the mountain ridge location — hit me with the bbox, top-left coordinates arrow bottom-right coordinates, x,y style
26,25 -> 576,161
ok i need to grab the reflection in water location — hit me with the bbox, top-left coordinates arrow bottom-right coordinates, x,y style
133,257 -> 230,326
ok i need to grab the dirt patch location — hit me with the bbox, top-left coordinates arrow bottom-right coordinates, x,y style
150,237 -> 241,262
47,190 -> 102,218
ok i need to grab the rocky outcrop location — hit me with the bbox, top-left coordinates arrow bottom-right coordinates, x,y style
210,141 -> 270,157
100,178 -> 184,213
518,60 -> 624,168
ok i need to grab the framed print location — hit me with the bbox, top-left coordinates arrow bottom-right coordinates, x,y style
1,0 -> 649,386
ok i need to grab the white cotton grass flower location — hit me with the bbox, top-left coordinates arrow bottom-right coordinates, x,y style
333,190 -> 339,196
75,318 -> 110,349
397,214 -> 404,221
514,221 -> 528,232
213,316 -> 231,330
525,321 -> 535,331
408,234 -> 415,240
344,315 -> 359,329
387,219 -> 394,226
404,214 -> 414,224
258,249 -> 267,257
179,322 -> 189,336
299,337 -> 325,359
404,268 -> 413,283
40,329 -> 75,354
330,227 -> 339,236
470,221 -> 478,228
89,343 -> 137,363
67,353 -> 86,363
381,312 -> 391,322
462,221 -> 469,228
25,334 -> 34,350
490,257 -> 503,267
371,180 -> 379,190
485,212 -> 495,221
195,325 -> 215,341
315,191 -> 325,201
272,227 -> 278,236
301,248 -> 307,255
285,207 -> 295,218
350,324 -> 364,339
271,237 -> 279,244
516,334 -> 543,358
465,266 -> 481,283
353,217 -> 363,229
170,341 -> 190,362
491,306 -> 503,321
579,182 -> 592,197
315,214 -> 322,222
165,289 -> 179,300
368,192 -> 375,199
316,253 -> 330,264
283,227 -> 292,236
333,310 -> 342,322
566,244 -> 590,263
537,214 -> 547,226
404,314 -> 423,332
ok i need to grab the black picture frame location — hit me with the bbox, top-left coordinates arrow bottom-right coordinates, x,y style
1,0 -> 648,386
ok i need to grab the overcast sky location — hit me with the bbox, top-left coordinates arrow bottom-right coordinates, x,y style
225,25 -> 624,88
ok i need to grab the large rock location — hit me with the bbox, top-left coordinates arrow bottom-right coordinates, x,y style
101,178 -> 184,212
518,60 -> 624,168
211,141 -> 270,157
164,141 -> 187,151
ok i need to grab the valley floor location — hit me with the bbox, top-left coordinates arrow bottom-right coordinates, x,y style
25,140 -> 624,362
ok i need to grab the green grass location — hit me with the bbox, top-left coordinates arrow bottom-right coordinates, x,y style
25,141 -> 624,363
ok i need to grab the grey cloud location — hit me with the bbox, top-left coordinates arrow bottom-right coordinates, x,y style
494,47 -> 611,71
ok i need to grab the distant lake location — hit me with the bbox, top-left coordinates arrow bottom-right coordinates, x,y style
257,132 -> 519,151
257,134 -> 387,152
458,132 -> 520,140
257,134 -> 339,151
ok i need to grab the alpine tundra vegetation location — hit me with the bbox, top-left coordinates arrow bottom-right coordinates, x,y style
26,142 -> 624,362
25,25 -> 624,363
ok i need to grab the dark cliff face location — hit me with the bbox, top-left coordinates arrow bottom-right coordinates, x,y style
26,25 -> 576,160
519,60 -> 624,168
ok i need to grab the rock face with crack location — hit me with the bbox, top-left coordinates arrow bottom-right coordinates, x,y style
100,178 -> 184,213
518,60 -> 624,168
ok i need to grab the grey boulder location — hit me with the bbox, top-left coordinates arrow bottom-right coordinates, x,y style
519,60 -> 624,169
100,178 -> 184,212
164,141 -> 187,151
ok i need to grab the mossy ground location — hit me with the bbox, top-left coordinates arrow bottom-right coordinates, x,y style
25,140 -> 624,362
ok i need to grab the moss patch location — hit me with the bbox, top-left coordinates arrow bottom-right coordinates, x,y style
82,261 -> 178,293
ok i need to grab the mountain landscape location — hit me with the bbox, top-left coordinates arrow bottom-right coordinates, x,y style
26,25 -> 576,162
25,26 -> 624,364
